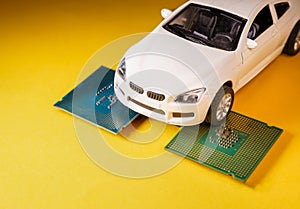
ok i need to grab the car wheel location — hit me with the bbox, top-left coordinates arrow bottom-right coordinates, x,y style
283,21 -> 300,56
205,85 -> 234,126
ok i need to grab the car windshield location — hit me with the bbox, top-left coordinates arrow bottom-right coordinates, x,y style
163,4 -> 247,51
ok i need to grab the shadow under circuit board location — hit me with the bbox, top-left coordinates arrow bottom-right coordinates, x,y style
54,66 -> 139,134
165,112 -> 283,182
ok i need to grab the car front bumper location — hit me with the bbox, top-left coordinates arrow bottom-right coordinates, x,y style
114,75 -> 211,126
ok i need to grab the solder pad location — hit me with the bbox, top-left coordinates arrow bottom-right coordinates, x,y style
54,66 -> 139,134
165,112 -> 283,181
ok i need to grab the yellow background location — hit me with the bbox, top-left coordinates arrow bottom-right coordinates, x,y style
1,0 -> 300,208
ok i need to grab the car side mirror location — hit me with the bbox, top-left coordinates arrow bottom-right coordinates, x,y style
247,39 -> 258,49
161,8 -> 172,19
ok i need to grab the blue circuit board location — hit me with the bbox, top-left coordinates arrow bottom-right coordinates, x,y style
54,66 -> 139,134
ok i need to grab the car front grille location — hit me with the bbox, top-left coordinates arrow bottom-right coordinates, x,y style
129,82 -> 144,94
129,82 -> 166,101
147,91 -> 165,101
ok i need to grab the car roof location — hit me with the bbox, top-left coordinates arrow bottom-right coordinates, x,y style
189,0 -> 268,18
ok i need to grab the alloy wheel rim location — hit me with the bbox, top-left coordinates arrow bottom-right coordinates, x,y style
216,93 -> 232,121
294,29 -> 300,52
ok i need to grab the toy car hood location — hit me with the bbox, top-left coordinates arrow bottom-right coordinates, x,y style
123,29 -> 240,95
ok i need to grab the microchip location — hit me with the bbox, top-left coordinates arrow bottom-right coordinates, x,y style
54,66 -> 139,134
165,112 -> 283,182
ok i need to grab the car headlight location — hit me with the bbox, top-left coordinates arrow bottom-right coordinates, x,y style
117,58 -> 126,80
175,88 -> 206,103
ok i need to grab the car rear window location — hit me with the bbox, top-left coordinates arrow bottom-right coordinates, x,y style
275,2 -> 290,19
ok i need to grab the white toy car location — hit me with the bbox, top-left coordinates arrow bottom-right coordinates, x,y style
114,0 -> 300,126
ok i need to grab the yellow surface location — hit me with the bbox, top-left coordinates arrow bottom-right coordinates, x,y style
1,0 -> 300,208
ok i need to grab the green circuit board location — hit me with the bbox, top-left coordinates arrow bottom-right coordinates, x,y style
165,112 -> 283,182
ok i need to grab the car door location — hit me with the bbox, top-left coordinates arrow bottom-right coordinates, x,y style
238,4 -> 281,87
271,1 -> 292,46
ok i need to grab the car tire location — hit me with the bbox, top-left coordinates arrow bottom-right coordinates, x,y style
205,85 -> 234,126
283,21 -> 300,56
